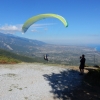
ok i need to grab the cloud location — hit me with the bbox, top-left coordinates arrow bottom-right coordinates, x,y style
90,34 -> 100,37
31,27 -> 48,34
44,28 -> 48,30
31,23 -> 56,28
0,23 -> 55,34
31,29 -> 39,32
0,24 -> 22,34
30,23 -> 52,33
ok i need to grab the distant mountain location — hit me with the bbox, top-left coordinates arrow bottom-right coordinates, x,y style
0,32 -> 100,66
0,32 -> 46,56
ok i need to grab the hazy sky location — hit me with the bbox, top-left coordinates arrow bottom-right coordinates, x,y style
0,0 -> 100,45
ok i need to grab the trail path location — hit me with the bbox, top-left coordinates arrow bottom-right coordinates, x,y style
0,63 -> 84,100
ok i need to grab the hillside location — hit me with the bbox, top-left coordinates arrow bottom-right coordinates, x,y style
0,49 -> 45,64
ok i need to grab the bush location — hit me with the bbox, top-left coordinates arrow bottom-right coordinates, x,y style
0,56 -> 20,64
93,64 -> 100,68
84,68 -> 100,86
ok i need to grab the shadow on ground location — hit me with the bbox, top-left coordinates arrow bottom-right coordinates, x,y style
69,67 -> 100,100
43,68 -> 100,100
43,69 -> 83,100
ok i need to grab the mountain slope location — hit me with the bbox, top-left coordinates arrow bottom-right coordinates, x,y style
0,32 -> 46,56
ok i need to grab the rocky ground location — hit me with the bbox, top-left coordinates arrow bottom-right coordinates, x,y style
0,63 -> 88,100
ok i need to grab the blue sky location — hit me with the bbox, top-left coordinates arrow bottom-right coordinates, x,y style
0,0 -> 100,45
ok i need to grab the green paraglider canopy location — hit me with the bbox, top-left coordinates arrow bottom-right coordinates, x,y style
22,13 -> 68,33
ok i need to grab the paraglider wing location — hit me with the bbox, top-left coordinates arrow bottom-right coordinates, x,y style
22,13 -> 68,33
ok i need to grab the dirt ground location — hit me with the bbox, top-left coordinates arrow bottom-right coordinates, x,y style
0,64 -> 100,100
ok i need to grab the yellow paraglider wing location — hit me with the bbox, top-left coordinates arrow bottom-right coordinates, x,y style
22,13 -> 68,33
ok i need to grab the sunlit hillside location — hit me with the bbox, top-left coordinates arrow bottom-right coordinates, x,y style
0,49 -> 46,64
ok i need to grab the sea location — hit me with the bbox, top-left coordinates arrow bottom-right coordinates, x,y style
88,44 -> 100,52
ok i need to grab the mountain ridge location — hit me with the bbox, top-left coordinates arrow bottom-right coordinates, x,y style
0,32 -> 46,56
